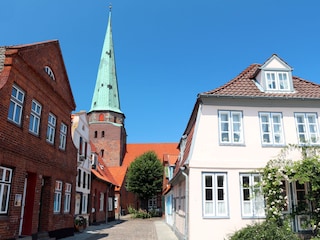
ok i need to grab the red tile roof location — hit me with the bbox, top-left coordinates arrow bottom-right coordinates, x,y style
90,143 -> 118,186
203,64 -> 320,99
92,143 -> 179,191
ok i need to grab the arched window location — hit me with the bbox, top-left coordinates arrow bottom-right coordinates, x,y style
101,131 -> 105,138
44,66 -> 55,80
94,131 -> 97,138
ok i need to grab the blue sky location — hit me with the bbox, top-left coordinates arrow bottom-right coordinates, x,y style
1,1 -> 320,143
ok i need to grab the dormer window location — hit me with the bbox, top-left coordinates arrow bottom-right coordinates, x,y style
266,71 -> 289,90
255,54 -> 294,93
44,66 -> 55,80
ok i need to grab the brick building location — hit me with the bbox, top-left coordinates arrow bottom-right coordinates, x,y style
0,40 -> 77,239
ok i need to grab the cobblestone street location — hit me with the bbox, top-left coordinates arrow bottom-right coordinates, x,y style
62,215 -> 178,240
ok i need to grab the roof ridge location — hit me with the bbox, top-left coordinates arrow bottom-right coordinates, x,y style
204,63 -> 259,94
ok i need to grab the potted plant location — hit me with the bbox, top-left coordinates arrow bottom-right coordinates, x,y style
74,215 -> 87,232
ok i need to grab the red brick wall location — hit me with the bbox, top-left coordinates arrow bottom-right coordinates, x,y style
88,111 -> 126,167
0,42 -> 77,239
89,178 -> 115,224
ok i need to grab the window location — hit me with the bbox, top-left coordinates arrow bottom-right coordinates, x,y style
219,111 -> 243,144
29,100 -> 42,135
259,112 -> 284,145
46,113 -> 56,144
295,113 -> 320,144
265,71 -> 289,90
99,192 -> 104,211
82,172 -> 86,188
79,137 -> 83,155
0,166 -> 12,214
240,174 -> 265,218
54,181 -> 62,213
87,173 -> 90,190
8,85 -> 25,125
148,196 -> 157,210
59,123 -> 67,150
108,197 -> 113,211
94,131 -> 97,138
81,194 -> 88,214
64,183 -> 71,213
202,173 -> 228,217
77,169 -> 81,187
101,131 -> 105,138
44,66 -> 55,80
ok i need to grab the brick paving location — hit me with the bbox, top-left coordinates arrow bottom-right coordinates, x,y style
62,215 -> 177,240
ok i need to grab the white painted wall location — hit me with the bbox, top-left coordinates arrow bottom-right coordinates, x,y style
186,103 -> 320,240
71,112 -> 92,216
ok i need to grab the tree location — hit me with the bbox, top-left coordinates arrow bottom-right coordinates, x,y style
126,151 -> 163,210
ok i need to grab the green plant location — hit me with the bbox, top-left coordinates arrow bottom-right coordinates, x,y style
127,206 -> 151,218
75,216 -> 86,226
228,220 -> 299,240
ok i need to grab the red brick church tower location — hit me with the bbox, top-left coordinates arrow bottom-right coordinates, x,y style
87,6 -> 126,167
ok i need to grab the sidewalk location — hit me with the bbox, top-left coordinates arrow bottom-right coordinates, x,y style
62,215 -> 178,240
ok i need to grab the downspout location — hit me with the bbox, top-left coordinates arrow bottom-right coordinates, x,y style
181,167 -> 189,240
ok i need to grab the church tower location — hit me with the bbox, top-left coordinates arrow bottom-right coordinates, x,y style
87,6 -> 126,167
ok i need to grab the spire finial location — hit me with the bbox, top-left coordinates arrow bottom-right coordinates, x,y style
109,3 -> 112,12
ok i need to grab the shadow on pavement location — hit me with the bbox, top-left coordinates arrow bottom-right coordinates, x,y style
69,219 -> 127,240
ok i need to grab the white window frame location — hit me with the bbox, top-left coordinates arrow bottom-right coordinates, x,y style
219,110 -> 243,144
29,100 -> 42,135
59,123 -> 67,150
44,66 -> 55,80
64,183 -> 71,213
259,112 -> 284,145
8,85 -> 25,125
46,113 -> 56,144
81,194 -> 88,214
0,166 -> 13,214
202,172 -> 228,218
295,113 -> 320,145
265,71 -> 290,91
99,192 -> 104,211
108,197 -> 113,211
240,173 -> 265,218
54,180 -> 62,213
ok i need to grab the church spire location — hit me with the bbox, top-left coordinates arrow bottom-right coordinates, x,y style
89,5 -> 122,114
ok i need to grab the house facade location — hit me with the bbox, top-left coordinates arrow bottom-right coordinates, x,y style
71,112 -> 92,226
0,41 -> 77,239
167,55 -> 320,240
90,143 -> 117,224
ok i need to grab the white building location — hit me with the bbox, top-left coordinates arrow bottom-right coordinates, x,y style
166,55 -> 320,240
71,111 -> 92,224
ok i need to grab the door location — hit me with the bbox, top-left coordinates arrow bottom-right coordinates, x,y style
21,172 -> 37,235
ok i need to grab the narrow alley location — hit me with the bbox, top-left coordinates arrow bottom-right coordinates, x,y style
62,215 -> 178,240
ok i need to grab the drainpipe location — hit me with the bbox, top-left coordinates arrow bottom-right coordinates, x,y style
180,166 -> 189,240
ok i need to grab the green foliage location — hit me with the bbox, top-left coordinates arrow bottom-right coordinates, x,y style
127,206 -> 151,218
126,151 -> 163,203
228,220 -> 299,240
260,145 -> 320,236
260,158 -> 292,222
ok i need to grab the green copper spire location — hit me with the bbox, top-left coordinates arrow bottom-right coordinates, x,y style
89,6 -> 122,114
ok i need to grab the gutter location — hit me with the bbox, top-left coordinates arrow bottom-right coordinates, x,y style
180,166 -> 189,240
